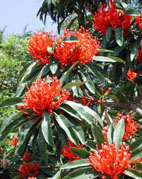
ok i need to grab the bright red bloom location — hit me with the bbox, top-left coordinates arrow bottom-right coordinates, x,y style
27,31 -> 55,65
87,143 -> 132,179
135,14 -> 142,32
22,153 -> 34,162
62,138 -> 83,162
103,113 -> 139,141
93,2 -> 132,35
18,77 -> 70,116
18,163 -> 40,179
126,69 -> 137,83
27,177 -> 37,179
10,137 -> 18,147
54,27 -> 100,66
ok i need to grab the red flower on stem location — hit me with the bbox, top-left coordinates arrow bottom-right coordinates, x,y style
126,69 -> 137,83
54,27 -> 100,66
10,137 -> 18,147
18,77 -> 70,117
62,138 -> 83,162
27,31 -> 55,65
87,143 -> 132,179
18,163 -> 40,179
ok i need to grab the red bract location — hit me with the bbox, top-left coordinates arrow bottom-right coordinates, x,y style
27,31 -> 55,65
87,143 -> 132,179
54,27 -> 100,66
18,77 -> 70,116
22,153 -> 34,162
135,14 -> 142,32
10,137 -> 18,147
93,2 -> 132,35
126,69 -> 137,83
62,138 -> 83,162
18,163 -> 40,179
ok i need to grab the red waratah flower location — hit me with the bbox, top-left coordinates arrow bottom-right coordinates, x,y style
126,69 -> 137,83
103,113 -> 139,141
18,163 -> 40,179
27,177 -> 37,179
22,152 -> 34,162
87,143 -> 133,179
18,77 -> 70,116
53,27 -> 100,66
135,14 -> 142,32
27,31 -> 55,65
62,138 -> 83,162
10,137 -> 18,147
93,1 -> 132,35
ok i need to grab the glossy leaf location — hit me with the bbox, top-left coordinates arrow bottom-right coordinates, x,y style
129,39 -> 140,61
107,123 -> 114,144
115,27 -> 124,46
49,56 -> 59,74
60,159 -> 90,169
124,169 -> 142,179
106,27 -> 112,42
113,119 -> 124,150
130,136 -> 142,151
70,148 -> 90,159
93,56 -> 125,63
41,111 -> 55,148
0,97 -> 22,108
61,81 -> 86,91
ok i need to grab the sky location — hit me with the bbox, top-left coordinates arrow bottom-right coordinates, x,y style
0,0 -> 57,36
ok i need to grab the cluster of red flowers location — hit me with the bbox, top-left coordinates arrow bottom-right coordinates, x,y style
87,142 -> 132,179
135,14 -> 142,32
54,27 -> 100,66
103,113 -> 139,141
18,77 -> 70,116
62,138 -> 83,162
27,31 -> 55,65
93,1 -> 132,35
10,137 -> 18,147
18,162 -> 40,179
18,152 -> 39,179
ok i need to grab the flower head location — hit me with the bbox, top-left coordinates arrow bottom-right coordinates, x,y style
87,143 -> 132,179
10,137 -> 18,147
18,163 -> 40,179
62,138 -> 83,162
93,2 -> 132,35
54,27 -> 100,66
27,31 -> 55,65
135,14 -> 142,32
22,152 -> 34,162
126,69 -> 137,83
103,113 -> 139,141
18,77 -> 70,116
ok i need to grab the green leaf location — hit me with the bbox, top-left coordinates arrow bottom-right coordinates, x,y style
15,83 -> 26,97
95,49 -> 113,53
60,61 -> 79,86
64,101 -> 102,126
86,64 -> 111,84
60,159 -> 90,169
70,148 -> 89,159
41,111 -> 55,148
62,167 -> 98,179
54,113 -> 79,145
130,136 -> 142,151
37,63 -> 50,78
124,169 -> 142,179
49,56 -> 59,74
50,170 -> 61,179
0,116 -> 26,143
93,56 -> 125,63
115,27 -> 124,46
106,27 -> 112,42
91,123 -> 106,147
0,97 -> 22,108
80,71 -> 95,94
131,147 -> 142,161
86,140 -> 96,150
107,123 -> 114,144
113,119 -> 124,150
61,81 -> 86,91
63,35 -> 78,42
129,39 -> 140,61
38,128 -> 48,164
